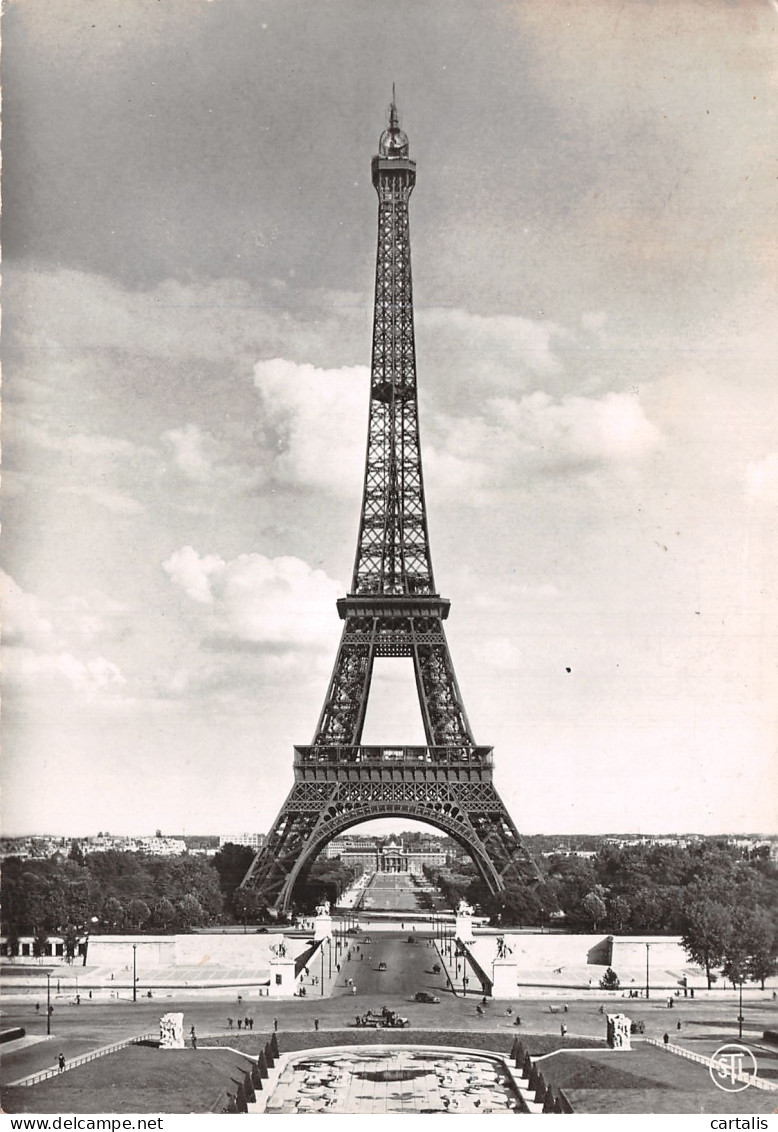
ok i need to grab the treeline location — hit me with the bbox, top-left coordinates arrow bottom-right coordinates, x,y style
1,843 -> 357,948
424,840 -> 778,986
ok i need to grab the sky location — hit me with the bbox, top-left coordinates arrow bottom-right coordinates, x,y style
2,0 -> 777,840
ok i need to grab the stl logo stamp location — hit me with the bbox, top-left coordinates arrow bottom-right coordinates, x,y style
709,1044 -> 759,1092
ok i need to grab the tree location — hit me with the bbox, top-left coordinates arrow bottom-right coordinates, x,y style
62,924 -> 80,962
150,898 -> 176,932
68,841 -> 85,866
681,900 -> 731,989
126,899 -> 151,931
102,896 -> 126,931
745,909 -> 777,990
176,895 -> 204,930
582,890 -> 607,933
607,895 -> 631,934
600,967 -> 620,990
32,929 -> 49,958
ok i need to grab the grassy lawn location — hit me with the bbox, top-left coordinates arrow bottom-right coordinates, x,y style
2,1047 -> 255,1114
539,1045 -> 778,1115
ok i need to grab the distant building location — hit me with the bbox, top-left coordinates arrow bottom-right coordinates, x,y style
136,836 -> 187,856
219,833 -> 266,850
324,835 -> 446,875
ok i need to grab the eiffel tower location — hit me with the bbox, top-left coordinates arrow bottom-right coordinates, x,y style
241,95 -> 541,913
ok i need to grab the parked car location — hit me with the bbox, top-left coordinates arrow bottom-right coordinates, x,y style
378,961 -> 388,971
414,991 -> 441,1004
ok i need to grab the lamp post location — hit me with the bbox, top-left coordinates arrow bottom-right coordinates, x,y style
645,942 -> 651,1001
132,944 -> 137,1004
738,979 -> 744,1040
46,972 -> 52,1036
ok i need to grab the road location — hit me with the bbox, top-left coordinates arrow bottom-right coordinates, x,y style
334,932 -> 448,1000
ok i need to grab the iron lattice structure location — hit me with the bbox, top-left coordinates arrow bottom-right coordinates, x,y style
241,99 -> 541,913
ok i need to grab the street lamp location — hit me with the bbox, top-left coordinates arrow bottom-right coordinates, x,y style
46,972 -> 52,1036
132,944 -> 137,1004
738,979 -> 744,1040
645,942 -> 651,1001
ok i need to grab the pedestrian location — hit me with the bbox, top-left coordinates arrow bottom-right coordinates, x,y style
560,1024 -> 567,1037
676,1020 -> 682,1031
191,1033 -> 197,1049
690,988 -> 695,999
314,1018 -> 319,1031
563,1004 -> 568,1013
244,1016 -> 250,1029
76,995 -> 81,1005
514,1016 -> 522,1027
89,991 -> 92,999
35,1003 -> 40,1013
237,1018 -> 243,1030
663,1032 -> 669,1046
273,1018 -> 278,1032
237,994 -> 243,1005
351,985 -> 357,996
58,1053 -> 66,1073
227,1017 -> 233,1029
506,1006 -> 512,1014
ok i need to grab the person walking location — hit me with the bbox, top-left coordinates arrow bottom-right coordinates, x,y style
227,1017 -> 233,1029
314,1018 -> 319,1031
663,1032 -> 669,1047
58,1054 -> 66,1073
560,1024 -> 567,1037
273,1018 -> 278,1032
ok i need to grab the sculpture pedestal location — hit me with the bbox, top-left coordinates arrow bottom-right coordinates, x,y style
314,912 -> 332,941
456,913 -> 474,944
159,1012 -> 184,1049
606,1012 -> 632,1050
269,955 -> 297,997
491,957 -> 517,999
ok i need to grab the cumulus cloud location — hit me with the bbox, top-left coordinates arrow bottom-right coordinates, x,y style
424,388 -> 662,498
2,571 -> 54,646
253,357 -> 368,495
1,571 -> 128,699
162,423 -> 213,481
163,546 -> 341,650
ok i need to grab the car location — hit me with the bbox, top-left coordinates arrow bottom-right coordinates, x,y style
414,991 -> 441,1004
378,961 -> 388,971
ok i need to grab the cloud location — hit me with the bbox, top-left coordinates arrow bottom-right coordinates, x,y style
745,453 -> 778,506
163,546 -> 341,651
58,485 -> 146,515
2,571 -> 54,646
252,357 -> 368,495
162,423 -> 214,481
1,571 -> 128,699
424,388 -> 663,499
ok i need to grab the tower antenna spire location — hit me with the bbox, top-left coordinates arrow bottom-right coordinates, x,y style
390,82 -> 399,129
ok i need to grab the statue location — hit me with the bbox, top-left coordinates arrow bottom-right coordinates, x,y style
159,1011 -> 184,1049
606,1012 -> 631,1051
496,935 -> 512,959
270,938 -> 288,959
315,898 -> 331,917
457,899 -> 474,917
